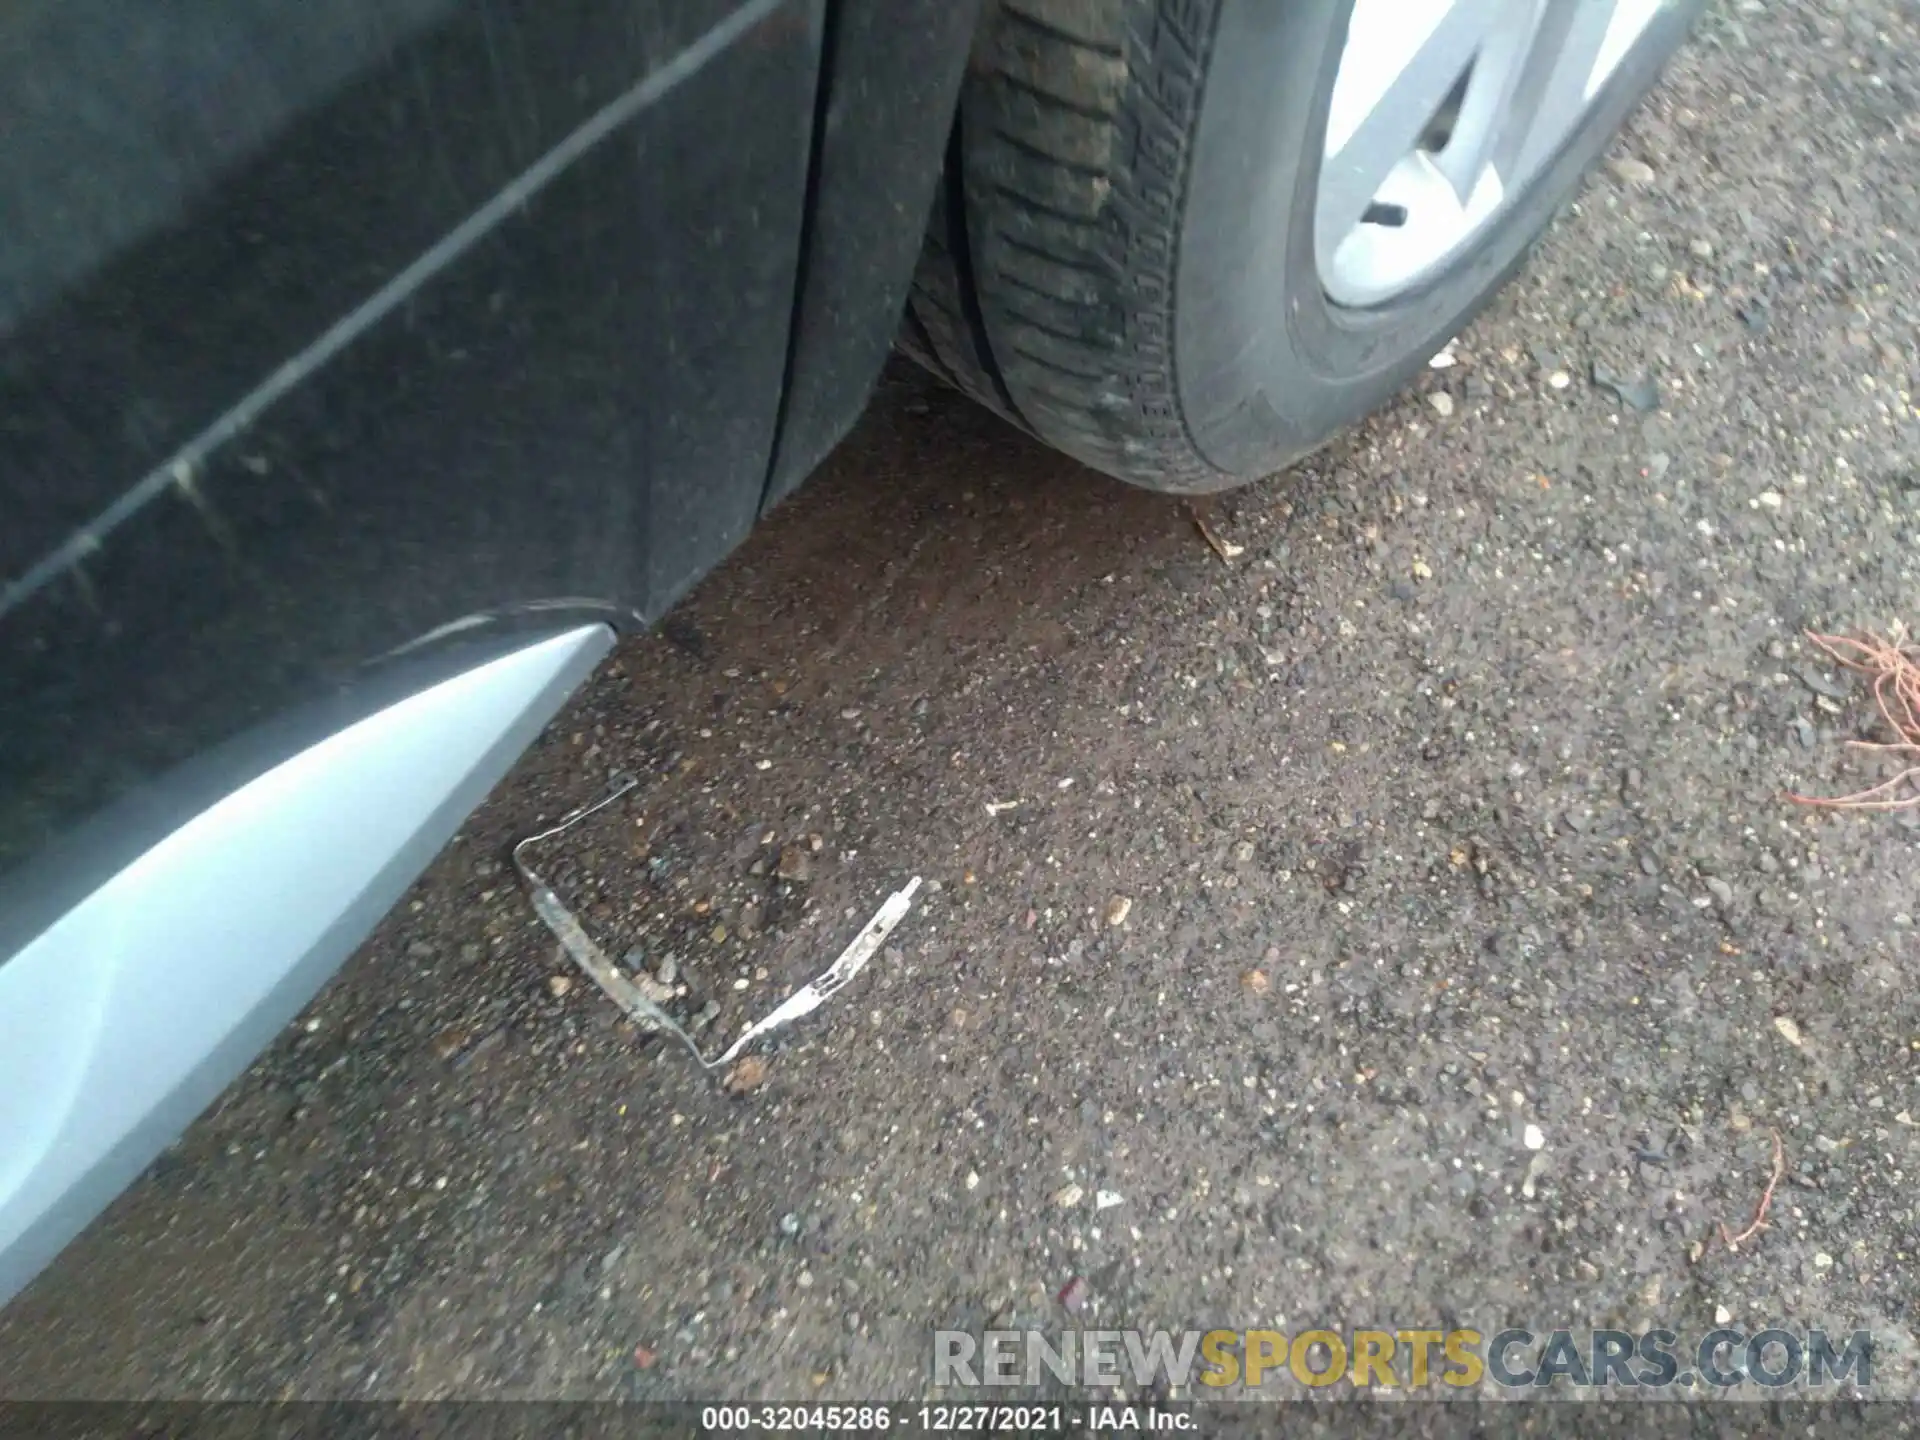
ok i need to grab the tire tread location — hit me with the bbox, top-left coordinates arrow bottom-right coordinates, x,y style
903,0 -> 1231,489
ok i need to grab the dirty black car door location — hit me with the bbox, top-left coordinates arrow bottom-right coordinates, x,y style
0,0 -> 820,1300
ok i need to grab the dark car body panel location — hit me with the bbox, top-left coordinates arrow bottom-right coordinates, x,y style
0,0 -> 973,1307
764,0 -> 980,502
0,0 -> 971,896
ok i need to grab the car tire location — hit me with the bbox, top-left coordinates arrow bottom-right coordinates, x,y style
904,0 -> 1703,492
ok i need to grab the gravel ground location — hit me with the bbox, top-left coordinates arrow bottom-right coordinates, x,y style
4,0 -> 1918,1405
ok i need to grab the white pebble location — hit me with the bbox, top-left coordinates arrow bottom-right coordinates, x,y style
1523,1124 -> 1546,1151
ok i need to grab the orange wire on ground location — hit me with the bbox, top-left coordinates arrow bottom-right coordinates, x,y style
1787,629 -> 1920,811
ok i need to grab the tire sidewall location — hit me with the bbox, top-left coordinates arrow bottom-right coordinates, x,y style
1174,0 -> 1703,477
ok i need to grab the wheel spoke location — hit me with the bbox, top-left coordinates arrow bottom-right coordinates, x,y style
1316,0 -> 1665,307
1316,0 -> 1512,262
1429,1 -> 1547,205
1490,0 -> 1622,188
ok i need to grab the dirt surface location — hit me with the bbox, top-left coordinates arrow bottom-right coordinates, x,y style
4,0 -> 1918,1405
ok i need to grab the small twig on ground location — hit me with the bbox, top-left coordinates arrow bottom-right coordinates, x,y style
1789,628 -> 1920,811
1718,1127 -> 1785,1251
1185,502 -> 1243,564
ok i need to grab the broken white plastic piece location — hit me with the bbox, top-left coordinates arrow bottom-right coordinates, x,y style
514,775 -> 919,1073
